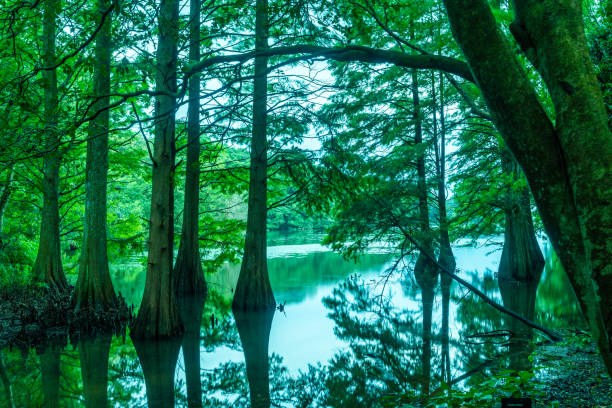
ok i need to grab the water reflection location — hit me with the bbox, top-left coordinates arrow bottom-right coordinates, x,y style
132,336 -> 182,408
0,237 -> 582,407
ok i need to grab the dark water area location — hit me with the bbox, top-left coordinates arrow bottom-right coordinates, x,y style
0,233 -> 582,407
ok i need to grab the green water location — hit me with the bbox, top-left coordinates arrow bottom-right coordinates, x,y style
0,234 -> 580,407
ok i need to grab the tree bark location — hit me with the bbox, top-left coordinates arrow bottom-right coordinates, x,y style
233,309 -> 275,408
131,0 -> 183,339
32,0 -> 67,291
174,0 -> 206,296
79,336 -> 111,408
233,0 -> 275,311
498,150 -> 544,282
73,0 -> 117,312
441,0 -> 612,374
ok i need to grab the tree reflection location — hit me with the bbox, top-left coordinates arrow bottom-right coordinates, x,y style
132,335 -> 182,408
38,345 -> 61,408
79,335 -> 112,408
178,294 -> 206,408
233,308 -> 275,408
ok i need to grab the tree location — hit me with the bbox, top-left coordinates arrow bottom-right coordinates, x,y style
441,0 -> 612,374
73,0 -> 117,312
174,0 -> 207,296
233,0 -> 276,311
32,0 -> 67,290
131,0 -> 183,338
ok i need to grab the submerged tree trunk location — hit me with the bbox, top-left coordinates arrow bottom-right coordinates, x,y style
177,295 -> 206,408
442,0 -> 612,374
174,0 -> 206,296
79,336 -> 111,408
498,151 -> 544,282
73,0 -> 117,312
131,0 -> 183,339
132,336 -> 182,408
233,309 -> 275,408
32,0 -> 67,290
233,0 -> 275,311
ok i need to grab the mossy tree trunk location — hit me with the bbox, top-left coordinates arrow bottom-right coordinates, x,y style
233,0 -> 275,311
131,0 -> 183,339
79,336 -> 112,408
233,309 -> 275,408
498,150 -> 544,282
73,0 -> 117,312
174,0 -> 206,296
442,0 -> 612,374
32,0 -> 67,291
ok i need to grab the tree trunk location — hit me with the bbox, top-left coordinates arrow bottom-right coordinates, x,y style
32,0 -> 67,291
177,295 -> 206,408
411,68 -> 438,293
132,336 -> 182,408
174,0 -> 206,296
131,0 -> 183,339
442,0 -> 612,375
233,309 -> 275,408
38,347 -> 61,408
0,166 -> 14,246
498,151 -> 544,282
233,0 -> 275,311
73,0 -> 117,312
79,336 -> 111,408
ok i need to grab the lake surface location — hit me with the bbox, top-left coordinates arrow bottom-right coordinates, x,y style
0,232 -> 581,407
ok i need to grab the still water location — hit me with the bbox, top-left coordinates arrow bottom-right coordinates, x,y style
0,233 -> 580,407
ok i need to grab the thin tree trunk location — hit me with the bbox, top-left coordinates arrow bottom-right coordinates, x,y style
79,336 -> 111,408
174,0 -> 206,296
233,309 -> 275,408
233,0 -> 275,311
32,0 -> 67,290
411,68 -> 438,292
131,0 -> 183,339
498,150 -> 544,282
73,0 -> 117,312
0,166 -> 14,246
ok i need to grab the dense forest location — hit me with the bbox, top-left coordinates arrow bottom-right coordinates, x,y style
0,0 -> 611,406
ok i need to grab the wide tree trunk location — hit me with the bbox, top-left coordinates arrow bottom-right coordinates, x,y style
498,151 -> 544,282
32,0 -> 67,291
73,0 -> 117,312
233,309 -> 275,408
174,0 -> 206,296
442,0 -> 612,374
233,0 -> 275,311
131,0 -> 183,339
132,336 -> 182,408
177,295 -> 206,408
79,336 -> 111,408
